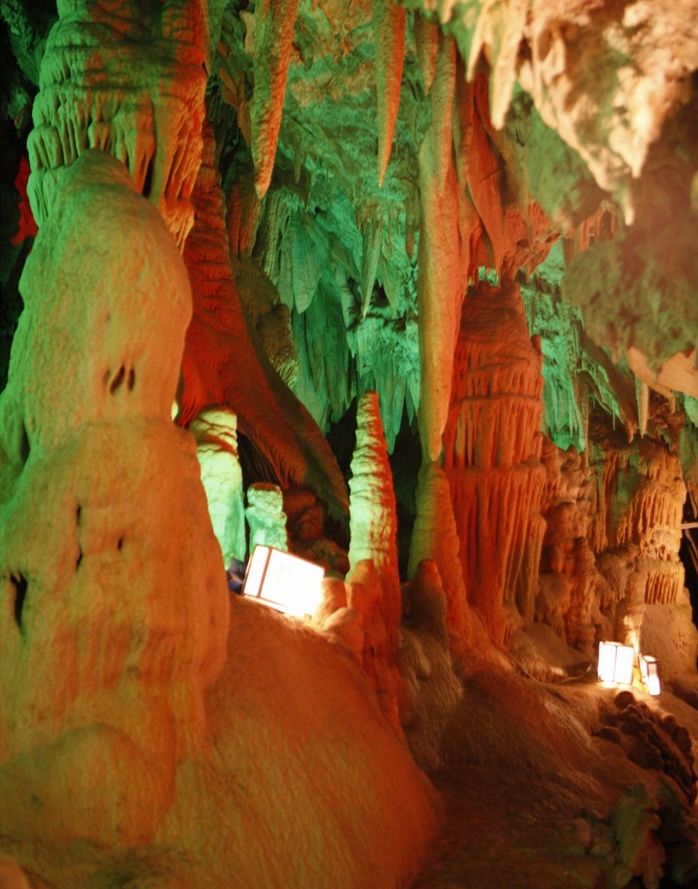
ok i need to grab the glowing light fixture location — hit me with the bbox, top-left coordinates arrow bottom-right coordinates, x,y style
242,545 -> 325,617
597,641 -> 635,686
639,654 -> 661,696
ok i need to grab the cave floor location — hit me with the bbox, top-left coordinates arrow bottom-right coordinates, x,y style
411,671 -> 698,889
412,764 -> 597,889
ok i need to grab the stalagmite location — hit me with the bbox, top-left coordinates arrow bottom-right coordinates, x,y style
190,407 -> 246,567
0,151 -> 229,846
250,0 -> 301,198
373,0 -> 406,186
180,122 -> 349,521
589,436 -> 697,676
246,483 -> 289,552
538,440 -> 604,653
3,1 -> 698,884
348,391 -> 401,630
444,280 -> 546,644
409,462 -> 471,654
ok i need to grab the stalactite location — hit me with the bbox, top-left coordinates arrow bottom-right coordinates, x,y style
428,33 -> 456,193
414,15 -> 439,96
250,0 -> 301,198
360,217 -> 384,317
463,74 -> 507,273
373,0 -> 406,186
26,0 -> 210,247
466,0 -> 527,129
180,121 -> 349,523
416,83 -> 471,462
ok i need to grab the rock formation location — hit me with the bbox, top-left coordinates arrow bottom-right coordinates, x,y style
190,407 -> 246,567
444,280 -> 547,645
245,482 -> 288,553
1,0 -> 698,885
0,150 -> 229,848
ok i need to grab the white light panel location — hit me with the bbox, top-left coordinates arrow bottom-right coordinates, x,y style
242,545 -> 325,617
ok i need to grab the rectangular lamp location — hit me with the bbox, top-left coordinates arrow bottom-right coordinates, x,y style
597,641 -> 635,686
242,545 -> 325,617
639,654 -> 661,696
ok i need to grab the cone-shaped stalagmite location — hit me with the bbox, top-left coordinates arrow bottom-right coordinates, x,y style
191,407 -> 247,566
348,391 -> 403,722
409,462 -> 471,654
349,391 -> 401,610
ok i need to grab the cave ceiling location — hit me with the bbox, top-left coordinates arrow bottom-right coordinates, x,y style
1,0 -> 697,476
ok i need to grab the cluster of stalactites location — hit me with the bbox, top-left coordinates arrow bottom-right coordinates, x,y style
591,441 -> 686,609
444,280 -> 543,472
27,0 -> 210,247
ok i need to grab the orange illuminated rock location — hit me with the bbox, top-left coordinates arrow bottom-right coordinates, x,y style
180,123 -> 349,522
27,0 -> 211,246
0,148 -> 436,889
444,280 -> 546,644
0,151 -> 229,846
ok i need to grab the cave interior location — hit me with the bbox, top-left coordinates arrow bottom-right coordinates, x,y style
1,1 -> 698,887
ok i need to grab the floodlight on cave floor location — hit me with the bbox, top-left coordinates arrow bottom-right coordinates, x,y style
639,654 -> 661,696
242,545 -> 325,618
597,640 -> 635,686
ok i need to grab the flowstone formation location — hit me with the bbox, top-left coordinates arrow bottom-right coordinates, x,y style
444,280 -> 547,645
0,134 -> 436,889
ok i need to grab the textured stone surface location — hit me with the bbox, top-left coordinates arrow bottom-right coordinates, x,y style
190,407 -> 247,566
27,0 -> 211,246
246,482 -> 288,552
444,281 -> 546,644
0,151 -> 229,847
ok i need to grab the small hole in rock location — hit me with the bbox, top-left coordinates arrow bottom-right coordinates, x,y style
127,368 -> 136,390
76,550 -> 83,569
110,366 -> 126,394
10,573 -> 28,630
117,537 -> 124,551
19,422 -> 30,463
